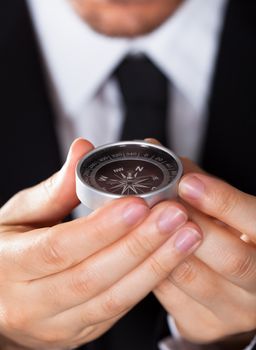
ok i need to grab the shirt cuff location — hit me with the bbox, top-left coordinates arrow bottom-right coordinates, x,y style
158,314 -> 256,350
158,314 -> 205,350
244,335 -> 256,350
167,314 -> 182,341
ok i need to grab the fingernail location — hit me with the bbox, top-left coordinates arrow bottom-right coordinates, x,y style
179,176 -> 205,200
158,207 -> 187,234
175,228 -> 202,252
123,203 -> 149,225
63,138 -> 85,169
144,138 -> 161,145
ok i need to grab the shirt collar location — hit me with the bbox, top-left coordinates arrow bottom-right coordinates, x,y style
27,0 -> 228,115
133,0 -> 228,112
27,0 -> 130,115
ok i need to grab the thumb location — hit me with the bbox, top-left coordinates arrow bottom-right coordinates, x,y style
180,157 -> 204,175
0,138 -> 94,226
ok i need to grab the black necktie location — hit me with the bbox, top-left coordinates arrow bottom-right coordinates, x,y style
114,55 -> 169,147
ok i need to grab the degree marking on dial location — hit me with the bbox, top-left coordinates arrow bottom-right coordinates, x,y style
81,144 -> 179,196
98,175 -> 108,182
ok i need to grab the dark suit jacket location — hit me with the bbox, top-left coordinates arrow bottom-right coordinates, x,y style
0,1 -> 256,349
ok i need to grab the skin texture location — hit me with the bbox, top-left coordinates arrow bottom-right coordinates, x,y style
148,139 -> 256,345
2,2 -> 255,348
70,0 -> 184,37
0,139 -> 255,349
155,165 -> 256,344
0,139 -> 201,349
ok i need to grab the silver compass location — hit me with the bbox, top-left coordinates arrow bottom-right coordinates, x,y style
76,141 -> 183,210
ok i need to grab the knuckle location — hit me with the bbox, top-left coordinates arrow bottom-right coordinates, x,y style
223,253 -> 254,279
155,278 -> 173,296
90,221 -> 110,246
79,303 -> 113,328
46,282 -> 63,309
42,229 -> 68,268
149,255 -> 170,277
124,234 -> 154,260
212,187 -> 239,217
101,290 -> 124,317
171,261 -> 196,285
80,307 -> 98,326
70,267 -> 98,297
77,324 -> 96,340
79,325 -> 101,344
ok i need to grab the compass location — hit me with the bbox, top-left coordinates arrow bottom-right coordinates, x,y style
76,141 -> 183,210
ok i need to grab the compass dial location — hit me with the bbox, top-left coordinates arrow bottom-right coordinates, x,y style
76,142 -> 182,209
95,160 -> 164,195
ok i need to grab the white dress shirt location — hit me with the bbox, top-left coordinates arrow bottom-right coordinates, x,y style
26,0 -> 256,349
27,0 -> 227,163
27,0 -> 227,218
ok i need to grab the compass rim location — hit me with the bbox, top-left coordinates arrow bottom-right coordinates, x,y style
76,141 -> 183,209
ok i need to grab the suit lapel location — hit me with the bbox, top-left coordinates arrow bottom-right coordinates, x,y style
0,0 -> 62,205
201,0 -> 256,195
1,1 -> 254,349
0,4 -> 165,350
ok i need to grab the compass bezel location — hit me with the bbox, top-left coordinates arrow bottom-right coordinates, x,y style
76,141 -> 183,210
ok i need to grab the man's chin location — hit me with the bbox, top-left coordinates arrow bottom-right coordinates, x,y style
84,15 -> 160,38
71,0 -> 183,38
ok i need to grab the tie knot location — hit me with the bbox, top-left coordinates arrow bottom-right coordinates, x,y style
114,55 -> 168,106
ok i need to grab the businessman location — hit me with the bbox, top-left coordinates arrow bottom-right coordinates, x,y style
0,0 -> 255,349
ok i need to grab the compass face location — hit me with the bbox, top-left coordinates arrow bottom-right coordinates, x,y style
80,143 -> 179,196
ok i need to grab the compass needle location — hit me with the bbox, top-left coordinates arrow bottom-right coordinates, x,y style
134,184 -> 150,189
132,178 -> 150,185
121,184 -> 130,195
131,186 -> 138,194
113,174 -> 123,180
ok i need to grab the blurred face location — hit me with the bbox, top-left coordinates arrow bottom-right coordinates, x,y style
71,0 -> 184,37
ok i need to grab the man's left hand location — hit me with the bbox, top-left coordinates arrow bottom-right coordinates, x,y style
154,166 -> 256,344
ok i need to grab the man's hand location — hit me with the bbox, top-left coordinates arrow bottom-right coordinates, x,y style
154,168 -> 256,344
0,139 -> 202,350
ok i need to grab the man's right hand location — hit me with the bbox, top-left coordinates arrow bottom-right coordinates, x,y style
0,139 -> 202,350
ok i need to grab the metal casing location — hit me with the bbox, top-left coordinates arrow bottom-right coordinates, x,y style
76,141 -> 183,210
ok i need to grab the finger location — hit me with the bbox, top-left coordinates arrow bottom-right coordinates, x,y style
56,222 -> 202,329
168,257 -> 254,321
155,257 -> 256,341
181,158 -> 205,175
0,138 -> 94,226
41,308 -> 128,347
187,209 -> 256,292
184,203 -> 245,240
144,138 -> 161,145
2,197 -> 149,281
154,281 -> 227,343
179,173 -> 256,241
29,202 -> 188,314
